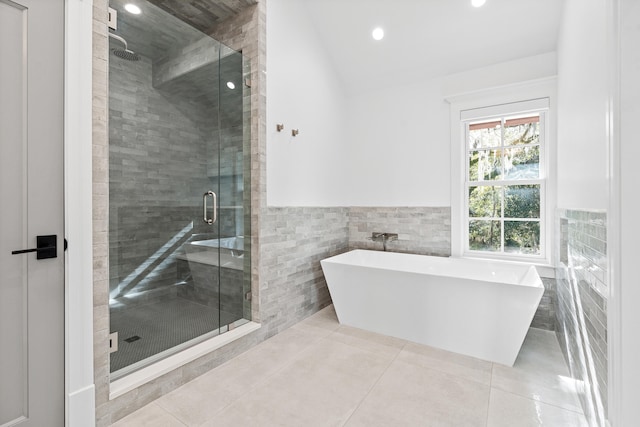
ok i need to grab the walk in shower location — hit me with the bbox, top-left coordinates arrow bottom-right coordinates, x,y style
108,0 -> 251,378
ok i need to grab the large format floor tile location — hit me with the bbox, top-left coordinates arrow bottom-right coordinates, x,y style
205,336 -> 398,427
487,388 -> 589,427
111,403 -> 185,427
155,325 -> 330,426
399,341 -> 493,386
491,328 -> 584,413
113,305 -> 589,427
345,359 -> 490,426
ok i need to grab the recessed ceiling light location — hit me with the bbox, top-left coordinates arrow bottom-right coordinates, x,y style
226,81 -> 236,90
471,0 -> 486,7
124,3 -> 141,14
372,27 -> 384,41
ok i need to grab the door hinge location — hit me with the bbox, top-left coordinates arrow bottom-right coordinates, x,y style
109,332 -> 118,353
245,291 -> 252,301
108,7 -> 117,30
244,78 -> 252,88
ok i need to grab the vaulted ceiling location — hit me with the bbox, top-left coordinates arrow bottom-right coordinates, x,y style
300,0 -> 565,93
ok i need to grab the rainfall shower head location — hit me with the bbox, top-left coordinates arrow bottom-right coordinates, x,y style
109,32 -> 140,61
112,48 -> 140,61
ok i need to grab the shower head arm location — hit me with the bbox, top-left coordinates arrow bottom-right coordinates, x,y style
108,32 -> 129,50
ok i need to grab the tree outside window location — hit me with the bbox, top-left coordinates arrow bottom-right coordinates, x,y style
465,113 -> 544,256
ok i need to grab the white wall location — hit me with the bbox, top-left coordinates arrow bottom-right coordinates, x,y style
616,0 -> 640,424
266,3 -> 557,207
556,0 -> 609,210
346,78 -> 450,206
266,0 -> 349,206
346,53 -> 557,207
442,52 -> 558,97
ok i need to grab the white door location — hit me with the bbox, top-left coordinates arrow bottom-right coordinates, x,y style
0,0 -> 65,426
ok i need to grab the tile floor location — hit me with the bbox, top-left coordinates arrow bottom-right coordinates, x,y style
112,305 -> 588,426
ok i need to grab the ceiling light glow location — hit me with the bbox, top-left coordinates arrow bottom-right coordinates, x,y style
471,0 -> 486,7
124,3 -> 141,14
372,27 -> 384,41
226,81 -> 236,90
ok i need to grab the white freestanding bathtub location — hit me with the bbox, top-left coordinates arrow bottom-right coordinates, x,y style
320,250 -> 544,366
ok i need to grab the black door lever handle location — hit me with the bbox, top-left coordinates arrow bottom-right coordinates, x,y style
11,235 -> 57,259
11,247 -> 55,255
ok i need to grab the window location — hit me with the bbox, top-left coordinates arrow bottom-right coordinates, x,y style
447,81 -> 555,265
464,112 -> 546,258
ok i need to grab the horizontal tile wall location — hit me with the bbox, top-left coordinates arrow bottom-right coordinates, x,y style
260,207 -> 350,336
108,49 -> 212,300
531,277 -> 556,331
555,209 -> 608,426
348,207 -> 451,256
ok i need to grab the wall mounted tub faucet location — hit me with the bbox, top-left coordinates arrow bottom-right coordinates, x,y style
371,232 -> 398,251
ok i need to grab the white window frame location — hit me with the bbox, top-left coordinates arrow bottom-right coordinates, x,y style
447,78 -> 557,267
464,106 -> 547,260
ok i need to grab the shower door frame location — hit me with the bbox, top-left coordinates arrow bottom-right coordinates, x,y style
105,4 -> 255,391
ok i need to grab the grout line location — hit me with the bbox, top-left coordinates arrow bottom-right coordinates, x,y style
489,363 -> 494,388
489,377 -> 586,415
485,363 -> 495,427
154,402 -> 189,427
189,316 -> 338,423
493,387 -> 588,417
340,341 -> 408,427
113,402 -> 189,427
329,325 -> 408,354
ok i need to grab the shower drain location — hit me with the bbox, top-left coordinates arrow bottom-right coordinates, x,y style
123,335 -> 141,343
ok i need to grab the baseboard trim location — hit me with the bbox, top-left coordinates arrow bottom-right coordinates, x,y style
67,384 -> 96,427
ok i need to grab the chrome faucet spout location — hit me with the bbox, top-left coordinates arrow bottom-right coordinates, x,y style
371,232 -> 398,251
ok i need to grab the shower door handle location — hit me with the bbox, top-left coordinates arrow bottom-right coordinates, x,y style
203,191 -> 217,225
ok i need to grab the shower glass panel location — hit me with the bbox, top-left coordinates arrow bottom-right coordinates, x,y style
107,0 -> 251,378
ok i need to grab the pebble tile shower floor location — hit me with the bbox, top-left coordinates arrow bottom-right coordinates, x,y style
112,305 -> 588,426
110,298 -> 239,372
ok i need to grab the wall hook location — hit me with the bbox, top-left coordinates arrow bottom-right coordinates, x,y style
276,123 -> 285,132
291,129 -> 299,137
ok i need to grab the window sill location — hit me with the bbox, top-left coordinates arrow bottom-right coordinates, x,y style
459,253 -> 556,278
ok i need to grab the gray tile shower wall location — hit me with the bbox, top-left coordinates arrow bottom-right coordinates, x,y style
348,207 -> 451,256
152,36 -> 222,87
109,205 -> 209,298
555,209 -> 608,425
176,259 -> 245,319
109,52 -> 209,297
109,42 -> 246,300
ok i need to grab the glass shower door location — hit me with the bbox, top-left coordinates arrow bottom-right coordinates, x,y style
214,47 -> 251,331
180,46 -> 250,337
108,0 -> 251,379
